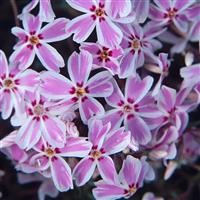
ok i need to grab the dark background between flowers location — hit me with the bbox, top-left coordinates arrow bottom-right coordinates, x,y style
0,0 -> 199,200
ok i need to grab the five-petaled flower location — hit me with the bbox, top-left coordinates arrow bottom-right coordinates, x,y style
10,14 -> 69,71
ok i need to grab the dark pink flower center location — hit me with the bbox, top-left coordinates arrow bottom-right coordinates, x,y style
26,31 -> 43,49
45,147 -> 55,157
97,47 -> 112,62
164,8 -> 178,19
90,3 -> 105,21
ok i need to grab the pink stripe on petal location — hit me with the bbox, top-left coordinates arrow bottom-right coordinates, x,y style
105,59 -> 120,75
8,144 -> 28,162
40,18 -> 69,42
105,79 -> 125,108
50,157 -> 73,192
88,119 -> 111,149
58,137 -> 92,158
9,44 -> 35,70
102,128 -> 130,155
66,14 -> 96,43
93,182 -> 125,200
96,17 -> 123,48
119,155 -> 141,187
154,0 -> 171,11
22,14 -> 42,33
97,155 -> 117,183
158,86 -> 176,112
16,117 -> 39,149
125,76 -> 153,104
119,51 -> 138,78
1,92 -> 13,120
80,42 -> 100,55
149,4 -> 165,20
79,96 -> 105,124
39,0 -> 55,22
125,115 -> 151,145
105,0 -> 132,18
134,0 -> 149,23
174,0 -> 195,12
86,71 -> 113,97
18,69 -> 39,91
102,109 -> 124,130
40,71 -> 73,100
42,117 -> 66,148
66,0 -> 96,13
0,50 -> 8,77
68,50 -> 92,85
30,153 -> 49,171
35,43 -> 64,72
73,157 -> 96,186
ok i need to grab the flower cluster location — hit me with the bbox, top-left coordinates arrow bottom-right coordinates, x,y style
0,0 -> 200,200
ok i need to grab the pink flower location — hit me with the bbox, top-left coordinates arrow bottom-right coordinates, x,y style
93,155 -> 154,200
65,0 -> 123,47
119,22 -> 164,78
80,42 -> 123,75
148,126 -> 179,160
103,75 -> 161,146
73,119 -> 130,186
20,0 -> 55,22
0,50 -> 39,120
15,92 -> 67,150
30,136 -> 92,191
10,14 -> 69,71
149,0 -> 196,33
40,50 -> 113,124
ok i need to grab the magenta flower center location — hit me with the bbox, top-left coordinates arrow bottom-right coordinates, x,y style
90,3 -> 105,21
90,149 -> 102,159
3,78 -> 14,88
164,8 -> 178,19
33,105 -> 45,116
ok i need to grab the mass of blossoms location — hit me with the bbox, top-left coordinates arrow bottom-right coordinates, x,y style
0,0 -> 200,199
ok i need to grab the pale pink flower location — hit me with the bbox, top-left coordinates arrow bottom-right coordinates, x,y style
0,50 -> 39,120
149,0 -> 196,33
30,136 -> 92,191
148,126 -> 179,160
17,173 -> 59,200
40,50 -> 113,124
93,155 -> 155,200
119,22 -> 164,78
20,0 -> 55,22
73,119 -> 130,186
80,42 -> 123,75
10,14 -> 69,71
103,75 -> 161,146
15,92 -> 67,150
65,0 -> 123,47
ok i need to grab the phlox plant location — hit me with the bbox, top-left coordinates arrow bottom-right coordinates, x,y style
0,0 -> 200,200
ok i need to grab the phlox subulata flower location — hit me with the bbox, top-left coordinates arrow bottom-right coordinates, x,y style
0,50 -> 39,120
80,42 -> 123,75
15,91 -> 67,150
20,0 -> 55,22
30,136 -> 92,191
73,119 -> 130,186
40,50 -> 113,124
149,0 -> 196,33
65,0 -> 123,48
10,14 -> 69,71
103,75 -> 161,147
93,155 -> 154,200
119,23 -> 164,78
